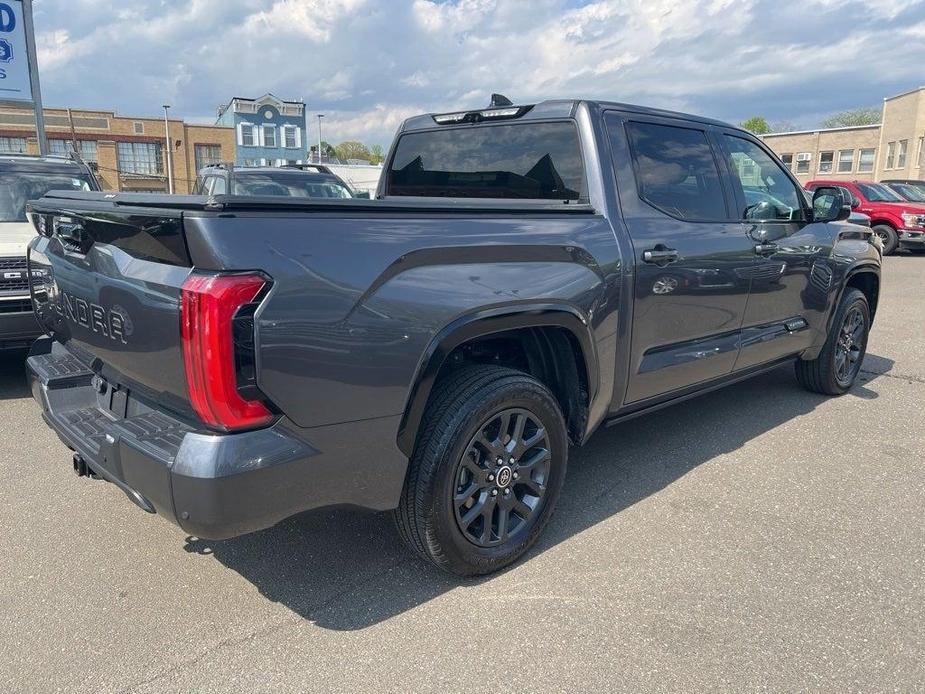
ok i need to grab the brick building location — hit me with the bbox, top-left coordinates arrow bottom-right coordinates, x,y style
0,106 -> 235,193
762,86 -> 925,183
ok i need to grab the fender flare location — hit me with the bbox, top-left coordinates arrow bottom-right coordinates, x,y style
832,262 -> 881,328
396,302 -> 599,457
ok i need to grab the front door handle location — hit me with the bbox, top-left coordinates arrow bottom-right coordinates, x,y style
642,247 -> 679,265
754,243 -> 779,257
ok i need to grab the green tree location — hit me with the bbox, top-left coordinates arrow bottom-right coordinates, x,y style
369,144 -> 384,165
333,140 -> 372,162
820,107 -> 881,129
740,116 -> 771,135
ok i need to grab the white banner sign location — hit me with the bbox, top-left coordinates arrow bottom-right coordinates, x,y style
0,1 -> 32,102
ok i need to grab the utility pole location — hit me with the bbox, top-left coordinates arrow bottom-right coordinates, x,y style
22,0 -> 46,154
66,108 -> 78,155
162,104 -> 174,194
317,114 -> 324,163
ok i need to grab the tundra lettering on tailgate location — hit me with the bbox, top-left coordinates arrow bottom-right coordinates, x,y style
59,292 -> 128,344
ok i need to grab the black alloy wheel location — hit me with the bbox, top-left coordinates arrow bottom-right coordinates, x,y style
452,408 -> 551,548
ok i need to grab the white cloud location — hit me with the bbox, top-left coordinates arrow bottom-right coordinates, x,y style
31,0 -> 925,144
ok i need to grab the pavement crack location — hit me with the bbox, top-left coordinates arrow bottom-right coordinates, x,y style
860,369 -> 925,384
120,555 -> 411,693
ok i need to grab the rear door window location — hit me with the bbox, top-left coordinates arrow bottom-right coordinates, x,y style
625,121 -> 727,221
386,121 -> 585,200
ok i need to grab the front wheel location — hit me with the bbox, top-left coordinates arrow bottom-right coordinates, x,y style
795,288 -> 870,395
393,365 -> 568,576
872,224 -> 898,255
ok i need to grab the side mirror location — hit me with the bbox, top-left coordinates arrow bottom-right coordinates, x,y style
812,186 -> 851,223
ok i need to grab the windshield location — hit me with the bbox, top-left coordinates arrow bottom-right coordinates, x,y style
0,173 -> 92,222
856,182 -> 905,202
889,183 -> 925,203
233,173 -> 353,198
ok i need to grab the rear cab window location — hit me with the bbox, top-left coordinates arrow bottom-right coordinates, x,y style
385,121 -> 586,200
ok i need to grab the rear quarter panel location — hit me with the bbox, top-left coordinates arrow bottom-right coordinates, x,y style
183,212 -> 623,429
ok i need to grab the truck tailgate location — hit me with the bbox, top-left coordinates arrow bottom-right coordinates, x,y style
27,203 -> 193,414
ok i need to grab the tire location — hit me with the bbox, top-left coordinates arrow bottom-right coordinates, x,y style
872,224 -> 898,255
393,365 -> 568,576
795,288 -> 870,396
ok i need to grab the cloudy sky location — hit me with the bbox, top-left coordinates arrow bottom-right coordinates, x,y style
35,0 -> 925,147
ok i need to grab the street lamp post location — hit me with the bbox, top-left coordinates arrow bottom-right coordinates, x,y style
162,105 -> 174,194
317,114 -> 324,164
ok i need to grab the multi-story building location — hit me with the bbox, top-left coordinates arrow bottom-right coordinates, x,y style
762,86 -> 925,183
0,106 -> 235,193
216,94 -> 307,167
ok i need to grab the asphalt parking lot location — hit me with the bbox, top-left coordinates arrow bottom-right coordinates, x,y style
1,255 -> 922,693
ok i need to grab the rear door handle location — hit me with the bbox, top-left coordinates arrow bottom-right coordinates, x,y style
754,243 -> 779,257
642,247 -> 679,265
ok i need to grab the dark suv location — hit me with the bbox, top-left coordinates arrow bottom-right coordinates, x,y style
192,163 -> 365,198
0,153 -> 99,349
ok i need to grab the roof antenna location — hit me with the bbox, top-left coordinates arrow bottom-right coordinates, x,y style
489,93 -> 514,108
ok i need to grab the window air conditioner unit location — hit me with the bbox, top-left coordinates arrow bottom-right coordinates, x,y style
795,153 -> 812,162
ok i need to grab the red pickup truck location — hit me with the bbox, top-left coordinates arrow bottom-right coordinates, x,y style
806,180 -> 925,255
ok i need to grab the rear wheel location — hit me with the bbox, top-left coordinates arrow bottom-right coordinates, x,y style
393,365 -> 568,576
795,288 -> 870,395
872,224 -> 898,255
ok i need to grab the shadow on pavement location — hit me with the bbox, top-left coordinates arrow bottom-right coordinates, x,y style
184,355 -> 894,631
0,350 -> 30,400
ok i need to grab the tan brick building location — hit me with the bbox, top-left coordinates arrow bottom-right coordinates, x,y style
762,86 -> 925,184
0,107 -> 235,194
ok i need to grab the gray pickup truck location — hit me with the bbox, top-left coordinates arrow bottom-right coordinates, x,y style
25,98 -> 880,576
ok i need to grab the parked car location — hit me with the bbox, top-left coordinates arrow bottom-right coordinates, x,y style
0,153 -> 99,350
192,163 -> 368,198
881,180 -> 925,204
26,98 -> 880,576
805,179 -> 925,255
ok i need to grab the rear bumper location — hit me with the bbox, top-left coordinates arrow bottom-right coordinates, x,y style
0,302 -> 41,349
28,338 -> 408,539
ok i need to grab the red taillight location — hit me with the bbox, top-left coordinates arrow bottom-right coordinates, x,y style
180,273 -> 274,431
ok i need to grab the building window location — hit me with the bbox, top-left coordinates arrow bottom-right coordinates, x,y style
837,149 -> 854,173
886,142 -> 895,169
858,148 -> 875,173
49,139 -> 98,162
263,125 -> 277,148
779,153 -> 793,171
897,140 -> 908,168
240,124 -> 256,147
0,136 -> 27,153
818,151 -> 834,173
917,137 -> 924,168
117,141 -> 163,175
284,126 -> 299,149
243,158 -> 259,167
133,122 -> 144,135
795,152 -> 811,174
194,144 -> 222,171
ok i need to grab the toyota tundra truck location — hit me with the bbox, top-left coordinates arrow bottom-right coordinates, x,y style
25,99 -> 881,576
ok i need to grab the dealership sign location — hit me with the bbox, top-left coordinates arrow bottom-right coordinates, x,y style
0,1 -> 31,101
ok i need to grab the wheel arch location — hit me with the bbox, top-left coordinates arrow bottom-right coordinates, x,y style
396,303 -> 599,457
